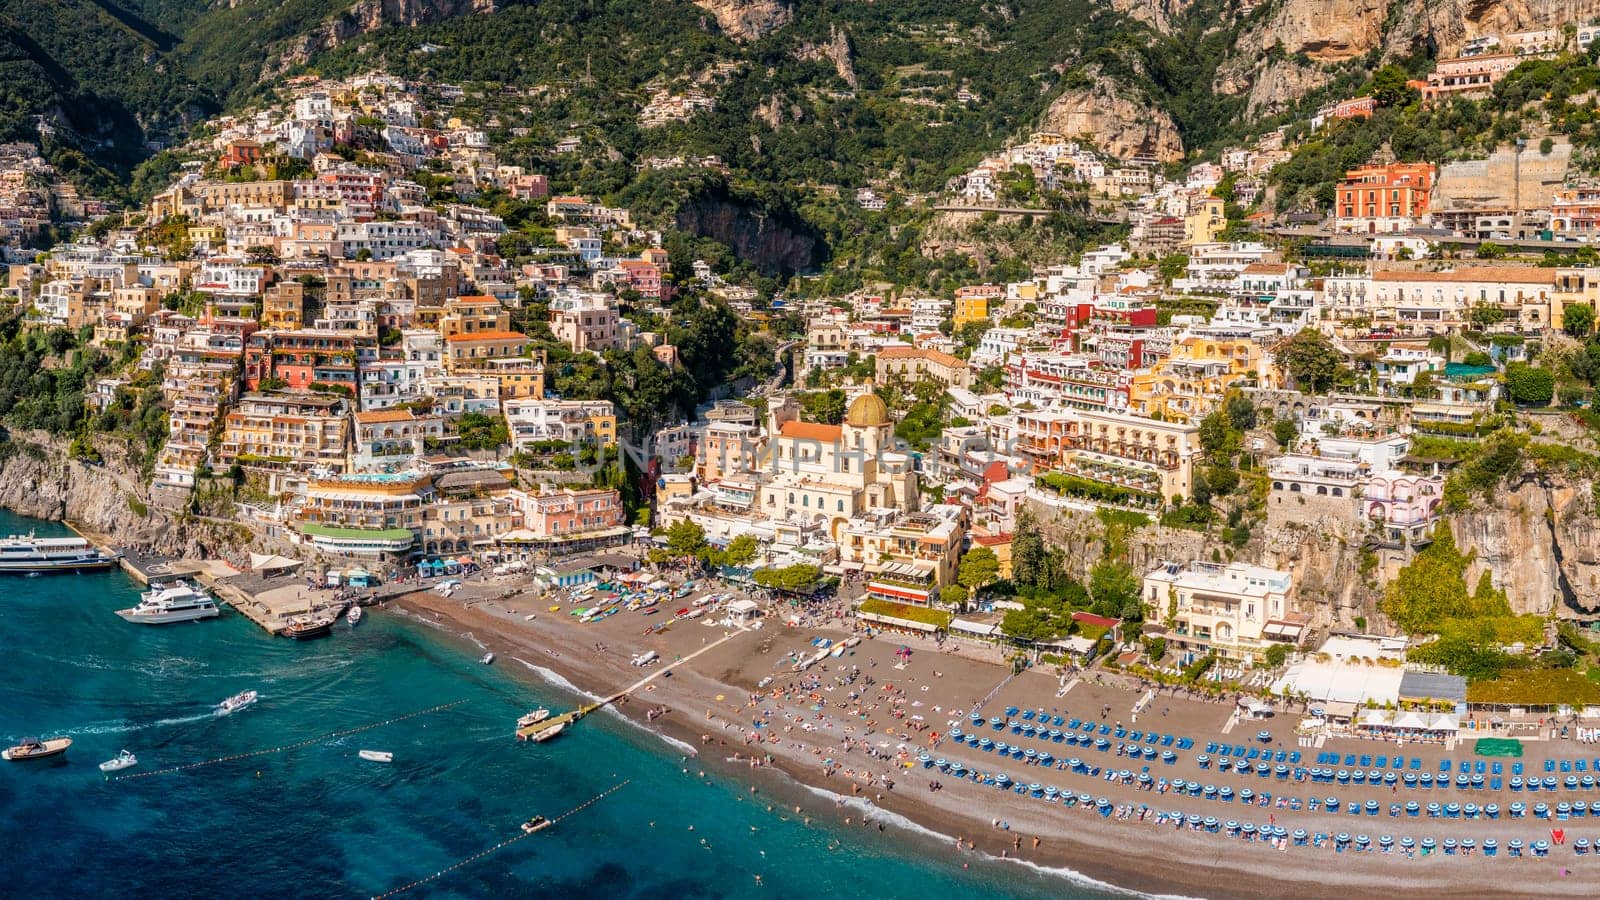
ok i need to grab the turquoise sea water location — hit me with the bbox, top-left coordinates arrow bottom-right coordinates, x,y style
0,513 -> 1121,899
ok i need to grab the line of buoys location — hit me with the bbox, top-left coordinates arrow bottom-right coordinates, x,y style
371,780 -> 632,899
114,700 -> 469,781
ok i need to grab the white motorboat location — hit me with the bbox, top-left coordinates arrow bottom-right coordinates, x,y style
347,605 -> 363,625
517,708 -> 551,728
0,533 -> 117,573
116,582 -> 220,625
480,652 -> 495,665
216,690 -> 258,716
358,749 -> 393,763
529,721 -> 565,743
98,749 -> 138,772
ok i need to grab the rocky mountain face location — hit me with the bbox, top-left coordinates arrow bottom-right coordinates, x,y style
673,188 -> 823,275
1217,0 -> 1600,116
1037,70 -> 1185,163
692,0 -> 792,40
1030,465 -> 1600,646
268,0 -> 497,77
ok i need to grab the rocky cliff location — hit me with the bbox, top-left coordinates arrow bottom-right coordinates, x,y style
674,188 -> 823,275
1038,71 -> 1184,163
0,434 -> 250,558
692,0 -> 792,41
794,24 -> 857,89
1107,0 -> 1194,32
269,0 -> 497,76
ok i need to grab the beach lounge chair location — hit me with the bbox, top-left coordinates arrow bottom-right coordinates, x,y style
1513,762 -> 1524,775
1439,760 -> 1451,773
1360,755 -> 1372,767
1474,760 -> 1485,774
1052,716 -> 1065,727
1099,724 -> 1111,736
1147,732 -> 1159,744
1408,757 -> 1420,770
1247,748 -> 1260,760
1493,762 -> 1503,775
1289,751 -> 1301,764
1546,759 -> 1556,773
1562,759 -> 1574,773
1578,759 -> 1588,773
1161,734 -> 1174,746
1457,760 -> 1469,774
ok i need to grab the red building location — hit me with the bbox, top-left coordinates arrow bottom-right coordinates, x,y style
1334,162 -> 1435,234
245,330 -> 367,392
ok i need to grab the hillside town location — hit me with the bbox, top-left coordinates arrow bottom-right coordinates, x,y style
1,52 -> 1599,706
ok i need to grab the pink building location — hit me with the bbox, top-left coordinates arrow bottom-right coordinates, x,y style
1364,473 -> 1444,542
521,488 -> 625,538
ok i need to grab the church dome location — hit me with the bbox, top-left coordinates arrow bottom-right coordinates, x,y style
845,393 -> 890,428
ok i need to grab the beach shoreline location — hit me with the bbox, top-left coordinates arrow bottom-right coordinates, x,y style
389,588 -> 1599,899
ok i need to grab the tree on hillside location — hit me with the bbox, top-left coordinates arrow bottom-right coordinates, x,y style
1380,523 -> 1510,633
1276,329 -> 1350,394
1224,393 -> 1257,432
1564,303 -> 1596,338
1089,558 -> 1142,621
1505,362 -> 1554,406
1366,64 -> 1419,107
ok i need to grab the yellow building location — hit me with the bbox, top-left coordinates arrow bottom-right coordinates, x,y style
1129,336 -> 1265,424
953,294 -> 990,328
1182,197 -> 1226,248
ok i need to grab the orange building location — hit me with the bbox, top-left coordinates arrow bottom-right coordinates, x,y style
1334,162 -> 1435,234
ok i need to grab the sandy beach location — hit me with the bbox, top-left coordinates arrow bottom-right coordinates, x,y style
392,585 -> 1600,898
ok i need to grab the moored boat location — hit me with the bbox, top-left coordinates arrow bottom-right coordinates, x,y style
517,708 -> 551,728
98,749 -> 138,772
347,604 -> 363,625
0,533 -> 118,574
3,736 -> 71,760
521,815 -> 552,834
283,614 -> 335,640
216,690 -> 258,715
358,749 -> 393,763
480,652 -> 495,665
529,721 -> 565,743
116,582 -> 220,625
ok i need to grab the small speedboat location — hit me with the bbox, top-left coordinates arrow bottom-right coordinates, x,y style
358,749 -> 393,763
480,652 -> 495,665
347,605 -> 363,626
3,736 -> 71,761
99,749 -> 138,772
216,690 -> 258,716
530,721 -> 565,743
517,709 -> 551,728
521,815 -> 552,834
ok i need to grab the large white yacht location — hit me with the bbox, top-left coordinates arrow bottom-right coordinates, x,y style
0,533 -> 118,573
116,582 -> 221,624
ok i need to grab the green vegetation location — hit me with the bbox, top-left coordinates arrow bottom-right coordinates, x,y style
753,562 -> 827,595
857,598 -> 952,629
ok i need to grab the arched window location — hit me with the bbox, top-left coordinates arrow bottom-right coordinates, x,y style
802,495 -> 810,508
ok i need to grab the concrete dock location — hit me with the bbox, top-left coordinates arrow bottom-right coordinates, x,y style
515,623 -> 751,742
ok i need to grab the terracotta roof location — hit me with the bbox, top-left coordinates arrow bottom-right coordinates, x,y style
778,420 -> 843,442
355,409 -> 417,424
1373,267 -> 1555,285
878,346 -> 967,369
1241,262 -> 1287,275
444,330 -> 528,343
